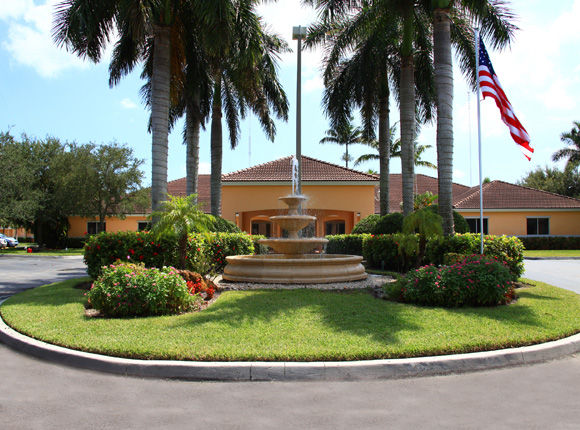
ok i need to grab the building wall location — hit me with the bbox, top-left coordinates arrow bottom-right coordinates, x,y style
458,210 -> 580,236
68,215 -> 148,237
221,184 -> 375,235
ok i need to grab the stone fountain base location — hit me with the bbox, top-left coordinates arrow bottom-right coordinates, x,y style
222,254 -> 367,284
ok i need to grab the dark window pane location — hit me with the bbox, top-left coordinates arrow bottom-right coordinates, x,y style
538,218 -> 549,235
527,218 -> 538,235
467,219 -> 477,233
482,219 -> 488,235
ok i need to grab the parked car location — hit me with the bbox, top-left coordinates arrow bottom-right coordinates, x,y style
0,233 -> 18,247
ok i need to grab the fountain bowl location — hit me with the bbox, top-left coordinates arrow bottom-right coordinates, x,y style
222,254 -> 367,284
258,237 -> 328,255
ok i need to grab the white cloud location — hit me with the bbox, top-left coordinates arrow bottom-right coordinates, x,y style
0,0 -> 105,78
199,162 -> 210,174
121,98 -> 138,109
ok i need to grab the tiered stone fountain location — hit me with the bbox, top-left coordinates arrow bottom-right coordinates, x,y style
222,194 -> 367,284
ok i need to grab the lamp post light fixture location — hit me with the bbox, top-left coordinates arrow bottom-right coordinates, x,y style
292,25 -> 307,202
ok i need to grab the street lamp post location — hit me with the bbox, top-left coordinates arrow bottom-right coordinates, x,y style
292,25 -> 307,203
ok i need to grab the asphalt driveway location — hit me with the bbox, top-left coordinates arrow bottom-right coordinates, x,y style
523,258 -> 580,294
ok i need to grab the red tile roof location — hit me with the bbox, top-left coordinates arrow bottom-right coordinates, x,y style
222,155 -> 378,182
167,174 -> 211,212
453,180 -> 580,209
374,174 -> 471,213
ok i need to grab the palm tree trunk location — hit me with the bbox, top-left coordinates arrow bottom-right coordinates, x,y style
378,79 -> 390,216
400,13 -> 415,216
150,25 -> 171,216
434,6 -> 454,236
186,91 -> 201,204
210,78 -> 223,216
400,58 -> 416,216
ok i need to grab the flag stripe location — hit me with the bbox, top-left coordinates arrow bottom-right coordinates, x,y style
478,36 -> 532,160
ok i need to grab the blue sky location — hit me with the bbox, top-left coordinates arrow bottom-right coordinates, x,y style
1,0 -> 579,188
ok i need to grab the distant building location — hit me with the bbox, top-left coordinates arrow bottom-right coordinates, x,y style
67,155 -> 580,238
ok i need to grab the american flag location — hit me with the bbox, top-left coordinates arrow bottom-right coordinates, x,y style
478,36 -> 533,160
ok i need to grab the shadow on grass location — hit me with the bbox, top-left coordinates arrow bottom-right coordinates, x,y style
167,289 -> 419,348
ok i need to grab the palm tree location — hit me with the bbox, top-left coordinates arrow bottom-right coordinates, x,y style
553,121 -> 580,170
151,194 -> 212,269
306,0 -> 435,215
206,2 -> 289,215
426,0 -> 517,235
319,119 -> 364,168
53,0 -> 191,216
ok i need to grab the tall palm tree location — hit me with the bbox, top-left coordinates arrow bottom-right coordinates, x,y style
53,0 -> 190,216
306,0 -> 435,215
206,3 -> 289,216
553,121 -> 580,171
425,0 -> 517,235
319,118 -> 364,168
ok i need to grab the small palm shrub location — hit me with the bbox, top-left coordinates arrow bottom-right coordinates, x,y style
88,262 -> 201,317
390,255 -> 515,307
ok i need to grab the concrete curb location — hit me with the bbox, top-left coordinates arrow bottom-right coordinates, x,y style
1,309 -> 578,381
524,257 -> 580,260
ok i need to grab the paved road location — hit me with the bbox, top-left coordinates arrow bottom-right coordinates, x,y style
524,258 -> 580,294
0,255 -> 87,301
0,256 -> 579,429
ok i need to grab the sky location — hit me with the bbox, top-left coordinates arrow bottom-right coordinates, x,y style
0,0 -> 579,189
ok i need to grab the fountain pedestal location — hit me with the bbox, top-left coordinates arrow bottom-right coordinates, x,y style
222,194 -> 367,284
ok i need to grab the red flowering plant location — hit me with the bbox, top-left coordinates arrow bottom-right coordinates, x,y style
390,255 -> 515,307
88,262 -> 201,317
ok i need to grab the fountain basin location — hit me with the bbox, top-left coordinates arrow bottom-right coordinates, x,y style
259,237 -> 328,254
269,215 -> 315,237
222,254 -> 367,284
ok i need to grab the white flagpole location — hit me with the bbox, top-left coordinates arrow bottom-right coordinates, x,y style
475,28 -> 484,254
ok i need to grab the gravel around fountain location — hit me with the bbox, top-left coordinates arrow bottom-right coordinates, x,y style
216,273 -> 394,290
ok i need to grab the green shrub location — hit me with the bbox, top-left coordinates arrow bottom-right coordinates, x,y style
362,234 -> 417,271
325,234 -> 370,255
393,255 -> 515,307
351,214 -> 381,234
84,231 -> 258,279
209,216 -> 241,233
425,233 -> 524,279
426,205 -> 469,234
251,235 -> 269,255
519,236 -> 580,250
373,213 -> 404,234
88,262 -> 200,317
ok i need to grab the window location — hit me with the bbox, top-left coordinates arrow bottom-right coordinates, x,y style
251,221 -> 272,237
87,221 -> 106,235
466,218 -> 488,234
527,217 -> 549,235
137,221 -> 151,231
325,220 -> 346,235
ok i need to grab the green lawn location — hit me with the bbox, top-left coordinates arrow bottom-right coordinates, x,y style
0,248 -> 84,256
1,278 -> 578,362
524,250 -> 580,258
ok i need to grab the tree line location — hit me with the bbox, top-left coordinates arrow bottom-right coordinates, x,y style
0,133 -> 146,247
51,1 -> 524,237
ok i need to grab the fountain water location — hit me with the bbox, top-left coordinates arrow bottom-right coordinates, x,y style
222,158 -> 367,284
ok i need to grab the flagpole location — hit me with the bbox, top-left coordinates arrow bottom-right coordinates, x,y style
475,28 -> 484,255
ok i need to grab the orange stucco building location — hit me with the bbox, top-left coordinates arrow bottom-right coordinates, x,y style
67,155 -> 580,239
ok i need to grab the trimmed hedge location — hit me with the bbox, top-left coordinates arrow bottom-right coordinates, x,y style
519,236 -> 580,250
426,205 -> 469,234
325,234 -> 370,256
327,232 -> 524,278
84,231 -> 258,279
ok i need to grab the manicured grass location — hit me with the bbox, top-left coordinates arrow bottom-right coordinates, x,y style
1,278 -> 579,362
0,248 -> 84,256
524,249 -> 580,258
